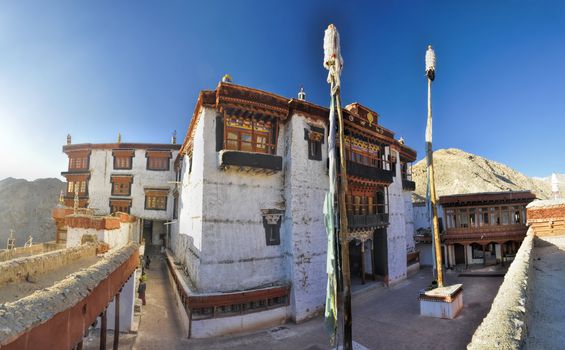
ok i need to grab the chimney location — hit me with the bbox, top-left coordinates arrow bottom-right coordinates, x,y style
171,130 -> 177,144
66,134 -> 72,145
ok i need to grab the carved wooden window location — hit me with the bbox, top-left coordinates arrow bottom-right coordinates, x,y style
145,189 -> 168,210
110,199 -> 131,214
224,115 -> 276,154
65,174 -> 89,196
344,136 -> 385,169
113,149 -> 134,170
146,150 -> 171,171
346,187 -> 386,216
304,126 -> 324,161
67,150 -> 90,171
111,175 -> 133,196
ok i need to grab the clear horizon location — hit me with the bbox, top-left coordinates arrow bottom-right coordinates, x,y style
1,1 -> 564,180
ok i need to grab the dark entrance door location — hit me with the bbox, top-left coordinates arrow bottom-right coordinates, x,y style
143,220 -> 153,245
373,228 -> 388,277
454,244 -> 465,264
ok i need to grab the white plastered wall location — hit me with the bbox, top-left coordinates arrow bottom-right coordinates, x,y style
87,148 -> 177,220
282,114 -> 328,322
197,109 -> 287,293
386,149 -> 408,285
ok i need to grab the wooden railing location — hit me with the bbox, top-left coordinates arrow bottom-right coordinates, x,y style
348,213 -> 389,229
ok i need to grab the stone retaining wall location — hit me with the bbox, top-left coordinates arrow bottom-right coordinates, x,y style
0,244 -> 96,286
0,242 -> 66,262
467,229 -> 534,350
0,243 -> 139,348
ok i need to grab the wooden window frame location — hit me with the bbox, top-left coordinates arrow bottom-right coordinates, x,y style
146,150 -> 172,171
113,150 -> 134,170
144,189 -> 168,211
304,126 -> 324,161
67,150 -> 91,171
344,135 -> 390,170
223,115 -> 277,155
110,175 -> 133,197
109,198 -> 132,214
65,175 -> 89,196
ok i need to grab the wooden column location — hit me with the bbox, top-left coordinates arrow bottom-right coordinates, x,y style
501,243 -> 505,267
482,244 -> 486,266
464,244 -> 468,269
335,90 -> 352,350
100,310 -> 107,350
371,241 -> 376,281
113,293 -> 120,350
360,241 -> 366,285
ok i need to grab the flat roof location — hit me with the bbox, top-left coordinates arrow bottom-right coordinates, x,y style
439,191 -> 536,207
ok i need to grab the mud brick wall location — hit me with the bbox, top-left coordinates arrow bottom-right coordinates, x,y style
0,244 -> 96,286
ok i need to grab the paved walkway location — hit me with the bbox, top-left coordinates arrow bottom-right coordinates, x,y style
132,249 -> 189,350
129,254 -> 502,350
188,268 -> 502,350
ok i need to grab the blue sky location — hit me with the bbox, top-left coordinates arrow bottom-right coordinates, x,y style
0,1 -> 564,180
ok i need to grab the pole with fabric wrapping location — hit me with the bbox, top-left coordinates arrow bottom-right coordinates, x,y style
425,45 -> 444,287
323,24 -> 352,350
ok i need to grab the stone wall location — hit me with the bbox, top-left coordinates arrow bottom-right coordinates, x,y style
0,242 -> 65,262
0,243 -> 139,348
0,243 -> 96,286
467,230 -> 534,350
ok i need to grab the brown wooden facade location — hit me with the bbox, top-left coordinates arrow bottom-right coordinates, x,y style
440,191 -> 536,267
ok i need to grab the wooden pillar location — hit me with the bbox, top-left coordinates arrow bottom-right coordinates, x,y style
100,310 -> 107,350
482,244 -> 486,266
464,244 -> 468,269
371,241 -> 376,281
360,241 -> 366,285
113,293 -> 120,350
501,242 -> 505,267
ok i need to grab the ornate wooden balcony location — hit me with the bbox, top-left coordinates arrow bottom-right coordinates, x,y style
348,213 -> 389,229
444,224 -> 528,244
219,150 -> 282,174
339,160 -> 394,183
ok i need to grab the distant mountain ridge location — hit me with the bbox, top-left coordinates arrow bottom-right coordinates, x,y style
0,177 -> 65,248
411,149 -> 553,201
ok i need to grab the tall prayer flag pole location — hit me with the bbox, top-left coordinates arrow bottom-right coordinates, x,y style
425,45 -> 444,287
323,24 -> 353,350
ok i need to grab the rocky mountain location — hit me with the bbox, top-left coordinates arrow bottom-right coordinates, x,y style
411,148 -> 553,202
0,177 -> 65,248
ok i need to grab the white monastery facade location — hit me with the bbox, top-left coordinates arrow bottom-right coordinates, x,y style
167,82 -> 417,335
60,139 -> 180,245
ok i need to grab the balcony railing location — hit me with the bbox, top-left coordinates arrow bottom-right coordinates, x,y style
341,160 -> 394,183
348,213 -> 389,229
402,179 -> 416,191
219,150 -> 282,173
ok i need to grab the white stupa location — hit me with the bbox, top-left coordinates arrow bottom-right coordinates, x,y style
551,173 -> 560,199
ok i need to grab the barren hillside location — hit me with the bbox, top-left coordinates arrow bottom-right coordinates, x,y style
411,148 -> 552,201
0,177 -> 65,247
